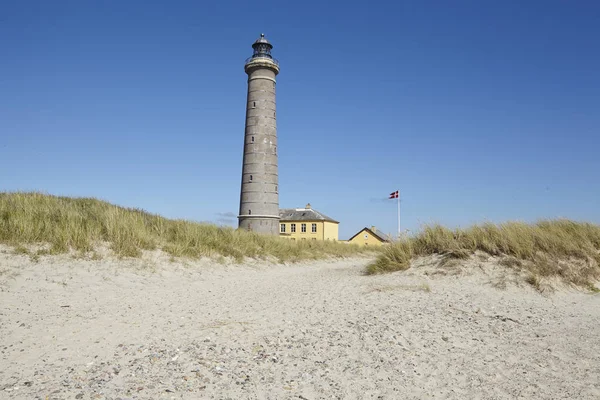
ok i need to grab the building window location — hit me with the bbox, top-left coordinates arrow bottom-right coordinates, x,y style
364,234 -> 368,239
291,223 -> 296,233
312,238 -> 316,241
301,223 -> 306,233
280,224 -> 286,233
312,223 -> 317,233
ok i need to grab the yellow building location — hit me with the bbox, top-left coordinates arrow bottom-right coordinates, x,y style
347,226 -> 391,246
279,204 -> 339,241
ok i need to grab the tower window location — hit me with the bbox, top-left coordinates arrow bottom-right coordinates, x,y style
312,223 -> 317,233
250,175 -> 253,181
251,136 -> 254,142
274,146 -> 277,155
301,223 -> 307,233
249,210 -> 252,215
291,223 -> 296,233
252,102 -> 256,108
275,185 -> 277,192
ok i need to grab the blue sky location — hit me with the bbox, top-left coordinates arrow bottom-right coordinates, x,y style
1,1 -> 599,239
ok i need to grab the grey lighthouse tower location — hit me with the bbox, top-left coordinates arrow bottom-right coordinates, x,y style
238,34 -> 280,234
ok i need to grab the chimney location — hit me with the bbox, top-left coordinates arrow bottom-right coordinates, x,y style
305,203 -> 312,209
371,226 -> 376,232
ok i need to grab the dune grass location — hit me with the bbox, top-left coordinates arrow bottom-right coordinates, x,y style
0,192 -> 368,262
366,221 -> 600,291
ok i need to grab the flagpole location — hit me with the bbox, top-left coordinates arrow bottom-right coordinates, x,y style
397,191 -> 401,239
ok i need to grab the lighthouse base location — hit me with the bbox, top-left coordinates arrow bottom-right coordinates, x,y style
238,215 -> 280,235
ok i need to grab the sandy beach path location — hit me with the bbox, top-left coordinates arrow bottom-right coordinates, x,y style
1,252 -> 599,399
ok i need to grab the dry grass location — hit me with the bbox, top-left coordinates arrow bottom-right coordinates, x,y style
366,221 -> 600,291
365,241 -> 413,273
0,192 -> 369,262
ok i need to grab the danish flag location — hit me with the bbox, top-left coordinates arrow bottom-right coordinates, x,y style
389,190 -> 399,199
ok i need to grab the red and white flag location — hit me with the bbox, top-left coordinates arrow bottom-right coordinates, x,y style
389,190 -> 399,199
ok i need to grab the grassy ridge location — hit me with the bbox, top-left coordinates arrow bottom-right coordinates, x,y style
0,192 -> 368,262
367,221 -> 600,290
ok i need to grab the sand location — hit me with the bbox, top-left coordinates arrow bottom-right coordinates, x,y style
1,247 -> 599,399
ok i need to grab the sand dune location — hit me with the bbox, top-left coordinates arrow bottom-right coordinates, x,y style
1,248 -> 599,399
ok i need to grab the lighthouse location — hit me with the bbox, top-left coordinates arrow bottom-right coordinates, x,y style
238,34 -> 280,234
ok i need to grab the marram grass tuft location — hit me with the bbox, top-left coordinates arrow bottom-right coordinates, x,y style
366,220 -> 600,291
0,192 -> 370,262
